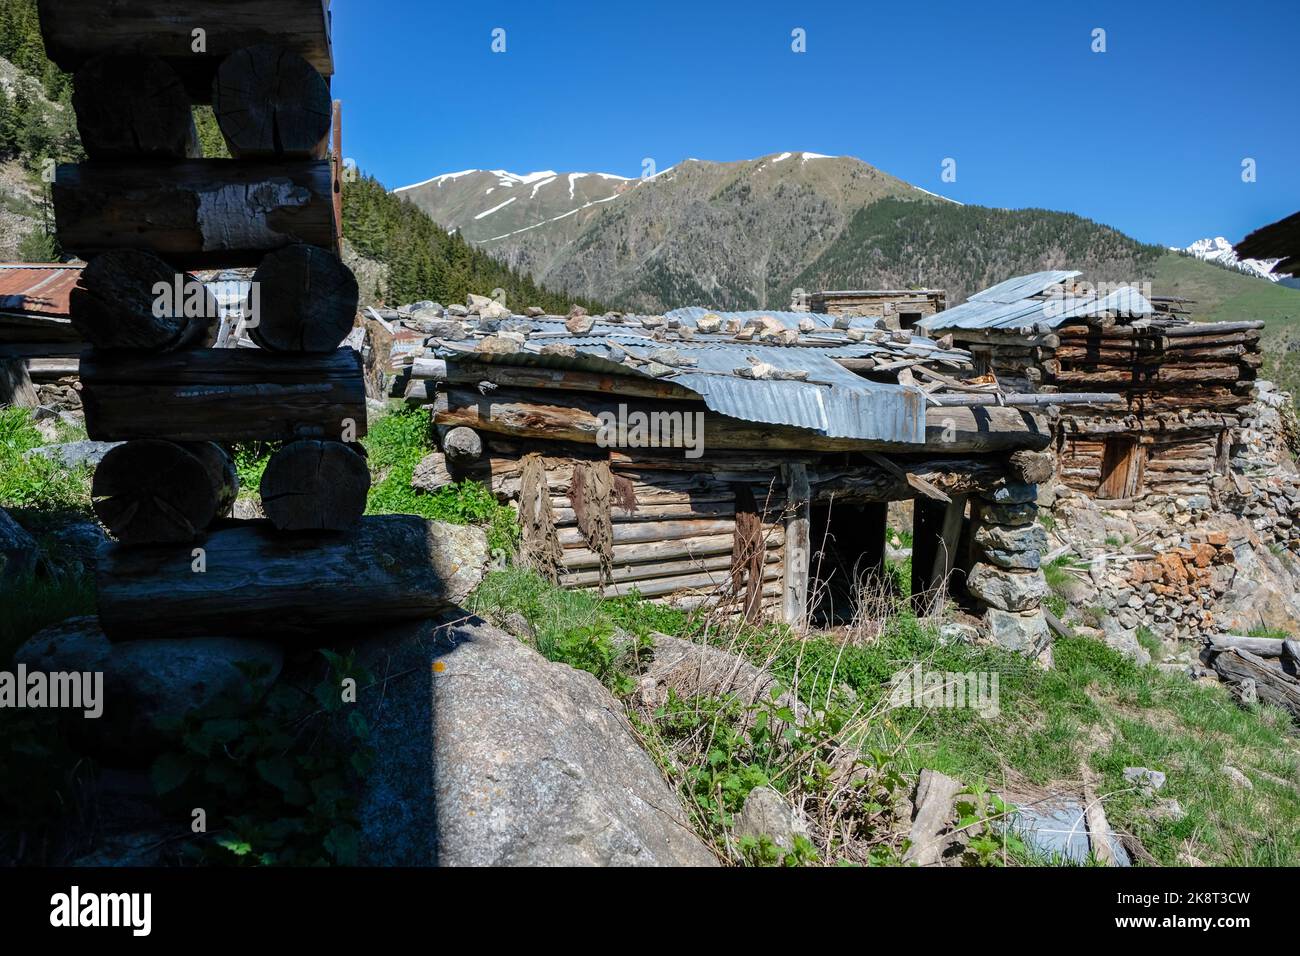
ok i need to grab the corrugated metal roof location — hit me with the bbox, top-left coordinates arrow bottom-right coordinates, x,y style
0,262 -> 81,317
918,272 -> 1154,332
967,270 -> 1081,304
432,316 -> 937,444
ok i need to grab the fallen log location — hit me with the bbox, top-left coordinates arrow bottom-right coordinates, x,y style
92,440 -> 237,544
259,440 -> 370,531
1211,647 -> 1300,719
248,243 -> 358,352
54,160 -> 336,268
1209,635 -> 1290,657
212,44 -> 332,159
80,347 -> 367,442
71,54 -> 199,160
70,249 -> 219,351
96,515 -> 481,642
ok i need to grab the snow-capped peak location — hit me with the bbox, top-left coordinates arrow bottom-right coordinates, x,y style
1178,236 -> 1282,282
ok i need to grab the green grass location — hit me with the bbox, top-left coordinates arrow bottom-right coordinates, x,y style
0,407 -> 91,514
0,573 -> 95,667
471,566 -> 686,692
362,406 -> 519,554
1154,252 -> 1300,404
471,566 -> 1300,866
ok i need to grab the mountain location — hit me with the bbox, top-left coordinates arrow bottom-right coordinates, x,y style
344,173 -> 604,313
395,153 -> 952,312
1178,236 -> 1288,283
391,153 -> 1181,312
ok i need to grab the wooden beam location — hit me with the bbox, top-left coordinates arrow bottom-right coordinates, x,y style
434,386 -> 1051,454
781,462 -> 810,630
54,160 -> 337,267
38,0 -> 334,104
80,346 -> 366,443
95,515 -> 474,643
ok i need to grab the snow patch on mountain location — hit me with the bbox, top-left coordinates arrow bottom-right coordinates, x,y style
1178,236 -> 1283,282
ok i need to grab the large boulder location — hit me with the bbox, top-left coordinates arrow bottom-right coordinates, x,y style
348,614 -> 717,866
0,507 -> 37,583
15,617 -> 282,763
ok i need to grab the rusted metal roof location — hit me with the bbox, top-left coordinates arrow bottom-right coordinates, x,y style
0,263 -> 81,317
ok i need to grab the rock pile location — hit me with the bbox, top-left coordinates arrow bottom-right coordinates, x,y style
967,482 -> 1053,662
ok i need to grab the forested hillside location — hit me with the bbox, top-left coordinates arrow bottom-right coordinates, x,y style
781,197 -> 1167,306
343,173 -> 601,312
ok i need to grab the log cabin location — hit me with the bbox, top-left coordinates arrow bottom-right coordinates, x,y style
916,271 -> 1265,503
393,303 -> 1112,656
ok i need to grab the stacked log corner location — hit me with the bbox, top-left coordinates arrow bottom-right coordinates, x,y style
36,2 -> 405,643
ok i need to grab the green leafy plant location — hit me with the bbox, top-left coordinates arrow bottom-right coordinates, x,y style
150,650 -> 375,866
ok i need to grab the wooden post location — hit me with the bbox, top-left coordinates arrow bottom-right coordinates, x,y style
781,463 -> 810,630
860,501 -> 888,581
912,495 -> 967,615
933,495 -> 967,599
911,498 -> 942,614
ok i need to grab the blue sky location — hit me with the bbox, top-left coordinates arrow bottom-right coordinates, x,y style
333,0 -> 1298,248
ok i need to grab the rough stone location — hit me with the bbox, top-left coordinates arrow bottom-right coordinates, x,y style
25,439 -> 121,469
349,614 -> 717,866
966,563 -> 1048,611
1123,767 -> 1167,793
982,482 -> 1038,505
981,547 -> 1042,570
15,617 -> 282,763
984,607 -> 1052,659
638,632 -> 805,724
979,501 -> 1037,526
1222,765 -> 1253,790
734,786 -> 807,853
974,522 -> 1047,554
1099,615 -> 1151,666
0,507 -> 38,583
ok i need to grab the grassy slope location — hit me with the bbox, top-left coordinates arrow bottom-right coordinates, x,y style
473,563 -> 1300,867
1154,252 -> 1300,400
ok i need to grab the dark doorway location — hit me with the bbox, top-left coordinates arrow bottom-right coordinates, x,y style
807,498 -> 888,628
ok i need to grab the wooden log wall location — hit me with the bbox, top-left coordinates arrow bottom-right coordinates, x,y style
33,3 -> 424,640
954,318 -> 1263,500
416,428 -> 1013,621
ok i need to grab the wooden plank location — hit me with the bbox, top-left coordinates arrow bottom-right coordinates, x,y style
95,515 -> 471,643
38,0 -> 334,103
782,463 -> 811,629
54,160 -> 336,267
80,346 -> 366,442
435,385 -> 1052,454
